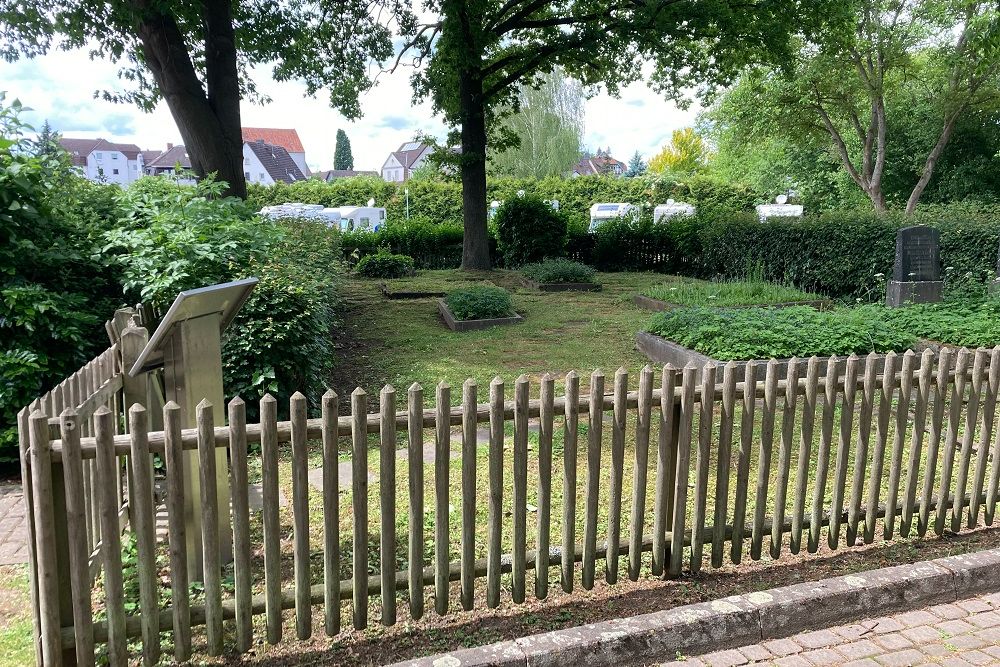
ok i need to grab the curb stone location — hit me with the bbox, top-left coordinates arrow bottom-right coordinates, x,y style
388,547 -> 1000,667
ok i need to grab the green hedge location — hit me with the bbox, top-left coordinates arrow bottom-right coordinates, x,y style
247,173 -> 763,232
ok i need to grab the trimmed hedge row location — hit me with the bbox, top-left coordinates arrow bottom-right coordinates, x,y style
342,206 -> 1000,299
247,173 -> 763,233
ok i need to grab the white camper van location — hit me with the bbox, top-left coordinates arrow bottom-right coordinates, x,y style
589,202 -> 637,231
653,199 -> 695,223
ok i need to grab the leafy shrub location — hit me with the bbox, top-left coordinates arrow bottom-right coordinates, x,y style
354,250 -> 415,278
0,97 -> 122,461
645,306 -> 917,360
342,218 -> 465,269
494,196 -> 568,266
444,286 -> 515,320
521,258 -> 597,284
880,298 -> 1000,349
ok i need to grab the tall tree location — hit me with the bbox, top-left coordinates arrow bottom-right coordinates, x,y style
395,0 -> 847,270
334,128 -> 355,170
625,151 -> 646,177
488,68 -> 584,178
1,1 -> 395,198
32,119 -> 62,159
711,0 -> 1000,213
648,128 -> 711,175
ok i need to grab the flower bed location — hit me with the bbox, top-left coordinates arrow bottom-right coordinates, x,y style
439,286 -> 523,332
520,258 -> 601,292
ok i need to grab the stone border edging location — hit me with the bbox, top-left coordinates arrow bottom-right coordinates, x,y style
389,548 -> 1000,667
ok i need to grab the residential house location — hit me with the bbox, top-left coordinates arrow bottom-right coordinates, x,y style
143,144 -> 192,177
243,139 -> 306,184
59,137 -> 145,185
315,169 -> 378,182
241,127 -> 309,176
381,141 -> 433,182
572,148 -> 627,177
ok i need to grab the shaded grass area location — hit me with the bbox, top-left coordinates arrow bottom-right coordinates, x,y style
0,565 -> 34,667
643,278 -> 824,307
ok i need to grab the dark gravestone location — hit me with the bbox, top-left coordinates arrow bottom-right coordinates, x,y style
886,225 -> 943,307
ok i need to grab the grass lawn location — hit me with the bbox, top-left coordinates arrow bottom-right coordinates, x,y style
0,566 -> 33,667
642,278 -> 825,308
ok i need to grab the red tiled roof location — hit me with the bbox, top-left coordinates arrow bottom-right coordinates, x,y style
241,127 -> 304,154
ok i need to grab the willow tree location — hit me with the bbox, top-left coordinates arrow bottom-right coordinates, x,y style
395,0 -> 847,270
0,0 -> 396,197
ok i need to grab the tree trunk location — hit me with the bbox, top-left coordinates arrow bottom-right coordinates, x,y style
904,108 -> 963,214
458,68 -> 491,271
128,0 -> 247,199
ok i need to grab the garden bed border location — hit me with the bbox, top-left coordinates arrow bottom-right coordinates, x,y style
522,278 -> 602,293
438,298 -> 524,332
380,283 -> 447,299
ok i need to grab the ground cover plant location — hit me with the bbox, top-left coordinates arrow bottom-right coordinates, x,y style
521,258 -> 597,284
645,306 -> 918,360
354,249 -> 415,278
444,286 -> 516,320
643,277 -> 823,307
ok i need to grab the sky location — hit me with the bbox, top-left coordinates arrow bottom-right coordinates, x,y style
0,47 -> 700,173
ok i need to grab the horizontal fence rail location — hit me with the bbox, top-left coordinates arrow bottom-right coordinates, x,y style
20,347 -> 1000,665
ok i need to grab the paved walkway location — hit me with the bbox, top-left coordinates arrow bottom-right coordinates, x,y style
665,592 -> 1000,667
0,483 -> 28,565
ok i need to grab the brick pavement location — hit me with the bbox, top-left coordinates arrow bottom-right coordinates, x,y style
662,592 -> 1000,667
0,482 -> 28,565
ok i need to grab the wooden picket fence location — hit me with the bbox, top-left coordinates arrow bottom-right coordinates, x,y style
21,346 -> 1000,665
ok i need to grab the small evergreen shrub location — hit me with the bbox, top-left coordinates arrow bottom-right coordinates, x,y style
521,258 -> 597,284
444,286 -> 515,320
354,249 -> 415,278
494,196 -> 568,266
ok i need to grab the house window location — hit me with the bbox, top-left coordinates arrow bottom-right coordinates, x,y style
245,172 -> 250,179
95,152 -> 102,160
259,173 -> 265,181
112,169 -> 119,175
112,153 -> 118,160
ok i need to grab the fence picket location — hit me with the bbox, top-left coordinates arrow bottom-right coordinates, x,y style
809,357 -> 837,553
196,400 -> 223,655
163,402 -> 191,661
829,354 -> 859,549
983,348 -> 1000,525
379,386 -> 397,625
17,408 -> 42,667
291,392 -> 312,637
731,361 -> 757,564
771,359 -> 799,559
487,378 -> 504,606
668,364 -> 697,576
751,360 -> 780,561
885,351 -> 915,540
902,350 -> 935,536
972,348 -> 999,526
536,374 -> 554,598
561,371 -> 580,591
407,384 -> 424,618
710,362 -> 737,568
434,382 -> 450,615
606,368 -> 628,583
629,366 -> 654,579
96,408 -> 126,665
919,349 -> 951,535
59,409 -> 96,666
261,394 -> 283,641
847,354 -> 879,546
322,391 -> 342,633
953,350 -> 985,531
128,405 -> 159,665
512,375 -> 529,602
653,364 -> 679,575
691,363 -> 716,572
228,398 -> 252,652
865,352 -> 897,544
582,370 -> 604,589
791,357 -> 820,554
936,349 -> 970,535
461,380 -> 477,609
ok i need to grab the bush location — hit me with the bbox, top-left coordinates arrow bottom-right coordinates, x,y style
444,286 -> 515,320
354,250 -> 416,278
646,306 -> 917,360
342,218 -> 465,269
494,196 -> 568,266
521,258 -> 597,284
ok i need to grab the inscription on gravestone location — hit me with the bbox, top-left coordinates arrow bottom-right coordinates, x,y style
886,225 -> 943,307
893,225 -> 940,282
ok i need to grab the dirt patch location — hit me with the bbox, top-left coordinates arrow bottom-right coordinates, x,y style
199,525 -> 1000,666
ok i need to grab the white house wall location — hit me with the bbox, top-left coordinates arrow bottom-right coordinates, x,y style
242,144 -> 275,185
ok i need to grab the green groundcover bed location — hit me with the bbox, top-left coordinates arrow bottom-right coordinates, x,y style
645,300 -> 1000,360
643,278 -> 824,307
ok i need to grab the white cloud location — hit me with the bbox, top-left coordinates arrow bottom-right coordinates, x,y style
1,47 -> 698,171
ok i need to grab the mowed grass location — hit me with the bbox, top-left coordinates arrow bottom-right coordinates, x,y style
0,566 -> 34,667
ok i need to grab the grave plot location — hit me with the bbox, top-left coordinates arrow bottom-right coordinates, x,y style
635,278 -> 829,312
